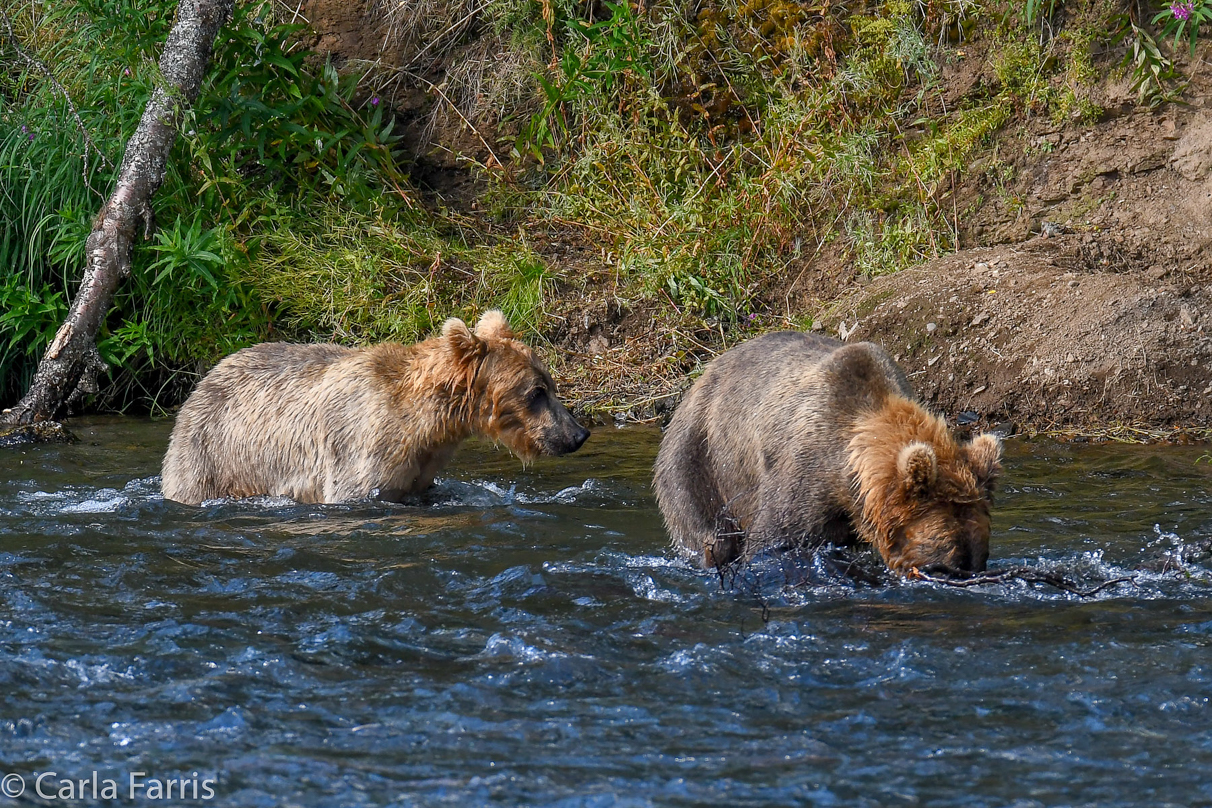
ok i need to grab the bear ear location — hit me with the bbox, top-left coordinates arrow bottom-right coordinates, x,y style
474,309 -> 514,340
897,441 -> 938,498
442,317 -> 483,364
966,432 -> 1003,488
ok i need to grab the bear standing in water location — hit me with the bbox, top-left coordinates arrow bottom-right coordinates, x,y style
653,332 -> 1001,574
162,311 -> 589,505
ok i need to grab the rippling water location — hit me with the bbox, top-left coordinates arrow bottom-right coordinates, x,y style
2,418 -> 1211,806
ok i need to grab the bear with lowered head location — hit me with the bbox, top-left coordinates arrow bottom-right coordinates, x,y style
653,331 -> 1002,574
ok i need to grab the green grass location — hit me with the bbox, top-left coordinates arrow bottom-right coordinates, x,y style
1,0 -> 1143,412
0,0 -> 431,408
507,0 -> 1003,304
237,197 -> 560,346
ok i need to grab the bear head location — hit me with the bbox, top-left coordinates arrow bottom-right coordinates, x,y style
850,399 -> 1002,575
442,310 -> 590,459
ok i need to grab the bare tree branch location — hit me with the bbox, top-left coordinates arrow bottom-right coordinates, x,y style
0,6 -> 115,190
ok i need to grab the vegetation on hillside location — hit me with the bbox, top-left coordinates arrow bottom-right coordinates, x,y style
0,0 -> 1203,414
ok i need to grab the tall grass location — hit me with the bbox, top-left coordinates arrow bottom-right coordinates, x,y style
1,0 -> 1116,413
243,198 -> 560,345
1,0 -> 451,411
480,0 -> 1112,322
498,0 -> 991,316
0,4 -> 125,402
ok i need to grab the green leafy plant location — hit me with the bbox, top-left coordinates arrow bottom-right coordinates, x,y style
146,217 -> 225,293
1121,22 -> 1184,106
1024,0 -> 1063,25
1152,0 -> 1212,54
1017,0 -> 1200,106
0,278 -> 68,375
199,2 -> 407,204
665,271 -> 729,316
516,0 -> 652,160
0,0 -> 421,411
100,319 -> 157,366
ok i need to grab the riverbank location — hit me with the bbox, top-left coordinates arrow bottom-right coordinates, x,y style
4,0 -> 1209,437
495,46 -> 1212,436
287,0 -> 1212,435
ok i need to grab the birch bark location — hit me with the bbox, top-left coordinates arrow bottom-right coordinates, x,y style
2,0 -> 235,425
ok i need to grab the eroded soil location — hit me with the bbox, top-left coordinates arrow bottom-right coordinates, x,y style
294,0 -> 1212,434
821,79 -> 1212,435
835,239 -> 1212,434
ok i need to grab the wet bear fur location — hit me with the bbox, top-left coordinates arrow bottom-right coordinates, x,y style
653,332 -> 1002,574
161,311 -> 589,504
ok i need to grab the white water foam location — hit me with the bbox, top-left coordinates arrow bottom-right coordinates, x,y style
478,632 -> 567,662
473,478 -> 604,506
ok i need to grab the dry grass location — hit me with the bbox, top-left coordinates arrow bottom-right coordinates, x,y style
419,34 -> 539,150
1029,424 -> 1212,444
370,0 -> 481,64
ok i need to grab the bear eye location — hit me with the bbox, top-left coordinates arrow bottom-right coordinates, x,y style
527,387 -> 547,408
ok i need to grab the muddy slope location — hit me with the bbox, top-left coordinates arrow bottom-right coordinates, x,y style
822,87 -> 1212,434
831,239 -> 1211,432
549,69 -> 1212,432
290,1 -> 1212,433
555,97 -> 1212,432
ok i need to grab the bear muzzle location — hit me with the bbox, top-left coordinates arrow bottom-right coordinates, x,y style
549,422 -> 590,455
887,537 -> 990,577
529,404 -> 591,456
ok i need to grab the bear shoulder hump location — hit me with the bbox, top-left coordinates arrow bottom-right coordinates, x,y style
821,341 -> 914,403
720,331 -> 841,372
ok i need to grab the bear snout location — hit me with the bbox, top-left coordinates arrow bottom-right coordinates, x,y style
889,534 -> 989,577
570,423 -> 591,451
548,421 -> 590,455
935,540 -> 989,576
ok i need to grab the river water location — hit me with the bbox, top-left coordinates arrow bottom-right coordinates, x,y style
1,418 -> 1211,806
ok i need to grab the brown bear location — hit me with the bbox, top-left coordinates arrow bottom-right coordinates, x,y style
653,331 -> 1002,574
161,310 -> 589,505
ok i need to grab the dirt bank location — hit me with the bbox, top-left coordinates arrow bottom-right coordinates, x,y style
546,67 -> 1212,435
288,0 -> 1212,436
834,239 -> 1212,435
816,79 -> 1212,436
539,98 -> 1212,435
539,235 -> 1212,437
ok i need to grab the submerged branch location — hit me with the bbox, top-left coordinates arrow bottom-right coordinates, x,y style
913,567 -> 1139,598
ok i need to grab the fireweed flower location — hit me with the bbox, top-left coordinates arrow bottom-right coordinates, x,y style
1171,2 -> 1194,20
371,96 -> 380,105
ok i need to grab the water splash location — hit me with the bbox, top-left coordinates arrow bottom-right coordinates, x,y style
3,423 -> 1212,806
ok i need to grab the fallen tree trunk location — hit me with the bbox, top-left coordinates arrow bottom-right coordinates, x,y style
1,0 -> 235,426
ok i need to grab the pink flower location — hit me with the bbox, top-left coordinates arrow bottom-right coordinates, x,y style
1171,2 -> 1194,20
371,96 -> 380,106
123,68 -> 130,76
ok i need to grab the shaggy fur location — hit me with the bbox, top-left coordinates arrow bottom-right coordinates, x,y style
161,311 -> 589,505
653,331 -> 1001,573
